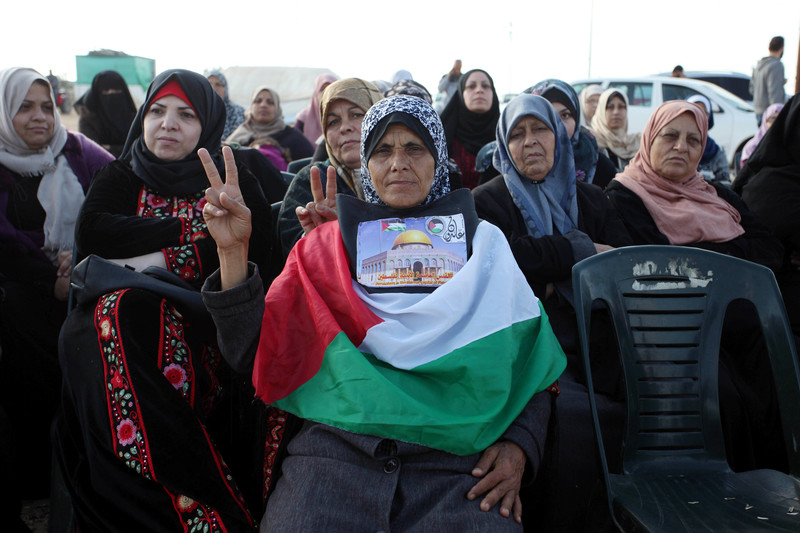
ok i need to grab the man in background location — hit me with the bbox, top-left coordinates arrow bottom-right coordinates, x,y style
436,59 -> 462,113
750,36 -> 787,124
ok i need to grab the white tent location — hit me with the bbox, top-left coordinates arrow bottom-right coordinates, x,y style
221,66 -> 338,123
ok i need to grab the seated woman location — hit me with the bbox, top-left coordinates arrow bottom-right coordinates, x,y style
0,67 -> 113,509
277,77 -> 383,257
579,84 -> 603,128
293,72 -> 338,145
55,69 -> 271,532
527,79 -> 617,188
592,88 -> 640,172
201,95 -> 566,531
606,100 -> 786,474
226,86 -> 314,170
76,70 -> 137,157
207,70 -> 246,140
733,96 -> 799,343
739,102 -> 784,169
440,69 -> 500,189
687,94 -> 730,185
472,94 -> 633,531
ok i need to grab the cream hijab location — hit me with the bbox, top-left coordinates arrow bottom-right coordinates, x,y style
591,89 -> 641,161
226,86 -> 286,145
613,100 -> 744,245
319,78 -> 383,198
0,67 -> 82,260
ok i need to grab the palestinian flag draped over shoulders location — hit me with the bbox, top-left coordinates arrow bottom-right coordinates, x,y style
253,220 -> 566,456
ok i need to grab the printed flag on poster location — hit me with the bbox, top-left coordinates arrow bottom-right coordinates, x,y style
381,220 -> 406,232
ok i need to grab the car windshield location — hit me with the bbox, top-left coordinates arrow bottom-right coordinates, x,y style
704,84 -> 754,112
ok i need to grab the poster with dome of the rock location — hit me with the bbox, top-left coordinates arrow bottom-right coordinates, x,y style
356,215 -> 468,288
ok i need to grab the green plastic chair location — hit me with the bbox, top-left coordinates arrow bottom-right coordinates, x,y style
572,245 -> 800,532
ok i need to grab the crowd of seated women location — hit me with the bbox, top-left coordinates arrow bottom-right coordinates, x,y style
0,63 -> 795,532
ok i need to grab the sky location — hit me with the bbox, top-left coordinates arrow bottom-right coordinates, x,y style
3,0 -> 799,100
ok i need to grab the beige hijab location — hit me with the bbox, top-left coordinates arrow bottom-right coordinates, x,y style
591,89 -> 641,160
0,67 -> 82,260
613,100 -> 744,245
319,78 -> 383,198
226,86 -> 285,145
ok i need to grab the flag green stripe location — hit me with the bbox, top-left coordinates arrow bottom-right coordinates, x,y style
273,309 -> 565,455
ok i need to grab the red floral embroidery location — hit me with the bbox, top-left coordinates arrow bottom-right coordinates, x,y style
111,370 -> 124,389
99,317 -> 112,340
116,418 -> 137,446
163,363 -> 187,389
148,196 -> 168,208
176,494 -> 198,512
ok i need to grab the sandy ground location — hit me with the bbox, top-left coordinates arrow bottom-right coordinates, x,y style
60,108 -> 79,132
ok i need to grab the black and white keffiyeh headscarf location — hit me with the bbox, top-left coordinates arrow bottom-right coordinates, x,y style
360,95 -> 450,206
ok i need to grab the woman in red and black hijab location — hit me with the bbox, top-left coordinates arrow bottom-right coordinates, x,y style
56,69 -> 270,532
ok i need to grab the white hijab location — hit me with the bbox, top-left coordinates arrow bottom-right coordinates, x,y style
0,67 -> 83,261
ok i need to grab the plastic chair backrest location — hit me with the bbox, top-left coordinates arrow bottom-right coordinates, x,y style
573,246 -> 800,478
286,157 -> 312,174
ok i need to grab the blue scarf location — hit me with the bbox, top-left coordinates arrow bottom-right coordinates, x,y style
493,94 -> 578,239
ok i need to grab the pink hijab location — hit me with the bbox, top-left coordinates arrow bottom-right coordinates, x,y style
613,100 -> 744,245
295,73 -> 339,145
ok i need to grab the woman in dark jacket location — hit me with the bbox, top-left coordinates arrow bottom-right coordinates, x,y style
733,95 -> 800,343
0,67 -> 113,512
473,94 -> 633,532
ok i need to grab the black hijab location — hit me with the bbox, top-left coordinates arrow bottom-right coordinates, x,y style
440,69 -> 500,154
82,70 -> 137,145
121,69 -> 226,196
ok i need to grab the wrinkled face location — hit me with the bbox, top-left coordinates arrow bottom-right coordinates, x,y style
143,95 -> 202,161
13,81 -> 55,150
551,101 -> 576,138
649,112 -> 703,183
251,90 -> 277,124
507,115 -> 556,182
208,76 -> 225,99
324,99 -> 365,169
463,71 -> 493,114
585,94 -> 600,120
605,95 -> 627,129
367,123 -> 435,209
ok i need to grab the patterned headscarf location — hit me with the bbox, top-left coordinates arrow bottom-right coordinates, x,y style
384,80 -> 432,105
493,94 -> 578,239
526,79 -> 600,184
360,95 -> 450,206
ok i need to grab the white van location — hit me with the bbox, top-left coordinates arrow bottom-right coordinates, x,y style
572,76 -> 757,169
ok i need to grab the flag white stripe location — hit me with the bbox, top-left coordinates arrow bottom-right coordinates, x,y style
356,221 -> 541,370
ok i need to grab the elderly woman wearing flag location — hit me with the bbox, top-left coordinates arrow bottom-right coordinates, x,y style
200,96 -> 566,531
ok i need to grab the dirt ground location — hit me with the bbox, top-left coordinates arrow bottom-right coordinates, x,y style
60,108 -> 79,132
